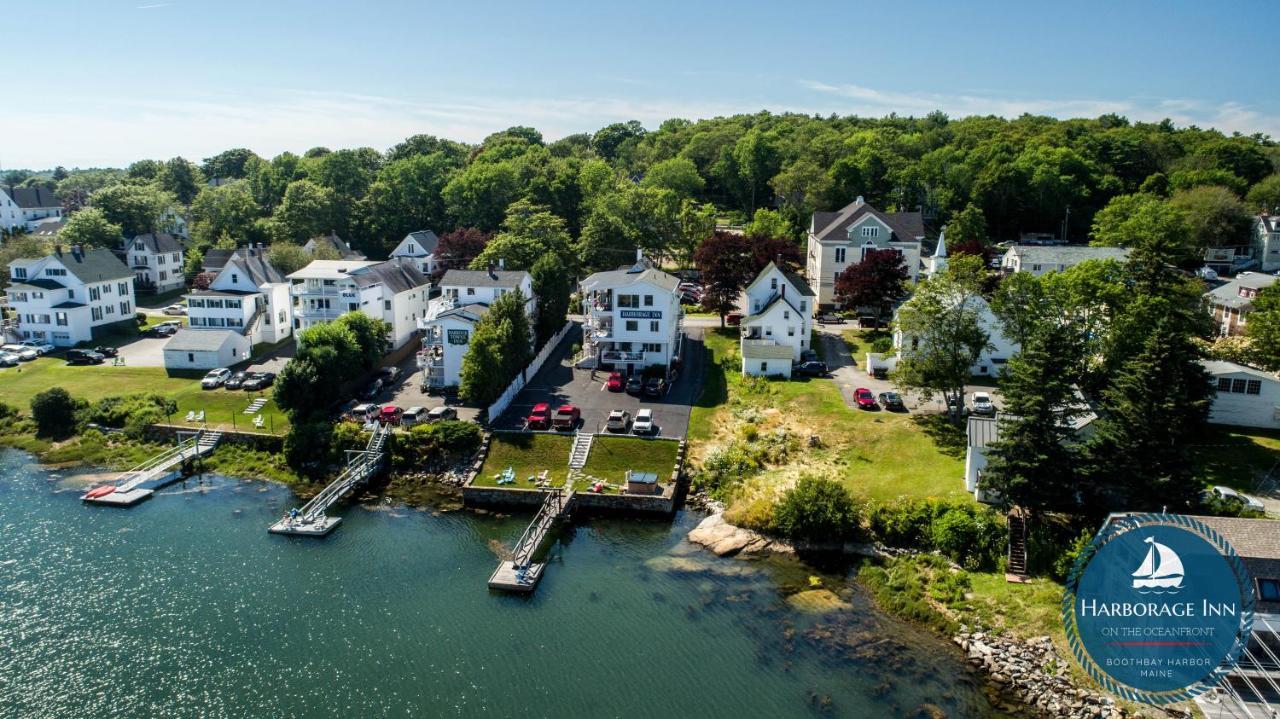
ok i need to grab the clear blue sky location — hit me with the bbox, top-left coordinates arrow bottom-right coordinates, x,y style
5,0 -> 1273,168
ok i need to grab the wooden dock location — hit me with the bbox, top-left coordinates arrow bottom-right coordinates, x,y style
488,486 -> 574,593
268,423 -> 389,537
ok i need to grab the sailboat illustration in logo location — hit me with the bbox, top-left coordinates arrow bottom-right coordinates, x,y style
1132,537 -> 1185,592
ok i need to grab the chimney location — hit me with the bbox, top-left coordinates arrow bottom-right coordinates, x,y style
498,257 -> 505,270
855,195 -> 865,205
776,253 -> 782,266
488,261 -> 497,280
781,284 -> 785,297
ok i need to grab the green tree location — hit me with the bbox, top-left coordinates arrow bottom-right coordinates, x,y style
772,475 -> 861,542
640,157 -> 704,198
693,231 -> 755,326
266,242 -> 312,276
1167,185 -> 1254,252
59,207 -> 123,249
157,157 -> 205,205
981,323 -> 1086,513
946,203 -> 989,247
674,200 -> 717,268
1245,284 -> 1280,372
90,183 -> 178,237
591,120 -> 646,163
471,200 -> 572,271
990,271 -> 1051,348
1168,168 -> 1247,196
530,253 -> 571,347
270,180 -> 338,243
742,208 -> 792,240
31,387 -> 80,439
201,148 -> 260,180
189,180 -> 260,246
459,289 -> 533,405
333,312 -> 390,371
363,153 -> 454,255
441,160 -> 522,231
1090,193 -> 1195,263
0,235 -> 48,291
730,127 -> 780,213
1245,174 -> 1280,212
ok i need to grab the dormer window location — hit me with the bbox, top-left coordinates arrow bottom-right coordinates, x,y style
1241,287 -> 1256,298
861,226 -> 879,238
12,267 -> 26,280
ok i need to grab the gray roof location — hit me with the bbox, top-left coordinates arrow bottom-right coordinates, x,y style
130,233 -> 184,255
401,230 -> 440,255
223,247 -> 285,286
51,300 -> 86,309
580,266 -> 680,293
304,232 -> 365,260
436,303 -> 492,323
748,261 -> 815,298
352,258 -> 430,294
1005,244 -> 1130,267
1202,360 -> 1278,381
3,186 -> 59,209
744,292 -> 802,323
741,340 -> 795,360
440,268 -> 531,289
56,247 -> 132,284
201,248 -> 234,273
1205,272 -> 1277,311
812,198 -> 926,244
31,219 -> 65,236
967,416 -> 999,448
164,328 -> 238,352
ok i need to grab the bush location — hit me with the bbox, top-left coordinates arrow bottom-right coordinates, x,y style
83,393 -> 177,437
389,420 -> 483,471
870,336 -> 893,353
867,498 -> 1007,571
1053,529 -> 1095,582
772,475 -> 862,543
0,401 -> 16,424
31,388 -> 80,439
283,420 -> 334,472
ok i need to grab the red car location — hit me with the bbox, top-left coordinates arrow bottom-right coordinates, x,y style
606,371 -> 624,392
527,402 -> 551,429
552,404 -> 581,430
726,312 -> 744,326
379,405 -> 404,424
853,388 -> 877,410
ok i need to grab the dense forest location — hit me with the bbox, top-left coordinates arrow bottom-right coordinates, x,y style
4,111 -> 1280,276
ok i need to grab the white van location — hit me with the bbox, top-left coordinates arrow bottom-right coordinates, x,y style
401,406 -> 426,426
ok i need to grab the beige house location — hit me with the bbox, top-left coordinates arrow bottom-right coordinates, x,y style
805,196 -> 925,311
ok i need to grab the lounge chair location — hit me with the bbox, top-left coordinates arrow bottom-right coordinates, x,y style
184,410 -> 196,422
195,410 -> 205,422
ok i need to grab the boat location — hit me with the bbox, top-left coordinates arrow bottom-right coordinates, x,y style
84,485 -> 117,499
1132,537 -> 1184,590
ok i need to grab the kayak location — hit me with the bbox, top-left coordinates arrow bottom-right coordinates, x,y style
85,485 -> 117,499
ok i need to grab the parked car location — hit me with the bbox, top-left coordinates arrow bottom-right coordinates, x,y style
156,320 -> 183,333
201,368 -> 232,389
1,344 -> 38,361
971,392 -> 996,416
527,402 -> 552,429
625,375 -> 644,395
162,304 -> 187,316
606,371 -> 625,392
552,404 -> 580,431
401,406 -> 426,426
800,349 -> 819,364
65,349 -> 105,365
816,313 -> 844,325
632,408 -> 655,435
644,377 -> 666,397
360,378 -> 384,401
377,366 -> 400,383
1210,486 -> 1266,513
143,325 -> 175,338
725,312 -> 744,326
242,371 -> 276,391
606,409 -> 631,432
854,387 -> 877,410
794,361 -> 829,377
93,345 -> 119,358
223,371 -> 250,390
378,405 -> 404,425
20,340 -> 54,355
425,406 -> 457,423
0,351 -> 19,367
349,403 -> 380,422
877,391 -> 905,411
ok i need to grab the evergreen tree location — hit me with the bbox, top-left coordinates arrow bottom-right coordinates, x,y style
530,253 -> 570,348
458,290 -> 533,405
1245,284 -> 1280,372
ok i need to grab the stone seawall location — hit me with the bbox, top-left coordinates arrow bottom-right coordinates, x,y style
462,485 -> 675,515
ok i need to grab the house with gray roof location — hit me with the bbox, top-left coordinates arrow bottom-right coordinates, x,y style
1,186 -> 62,232
124,232 -> 186,294
5,245 -> 135,347
999,244 -> 1131,276
304,232 -> 365,260
1203,360 -> 1280,430
1205,271 -> 1277,336
390,230 -> 441,275
805,196 -> 926,310
418,264 -> 536,389
579,253 -> 682,374
740,260 -> 816,377
1253,212 -> 1280,272
289,257 -> 430,350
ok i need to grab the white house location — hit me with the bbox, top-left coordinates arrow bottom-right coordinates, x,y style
1000,244 -> 1131,276
1205,360 -> 1280,430
964,392 -> 1098,503
289,257 -> 430,350
304,232 -> 365,260
740,261 -> 816,377
1,191 -> 25,234
1253,212 -> 1280,272
165,245 -> 293,370
1,186 -> 62,232
885,293 -> 1018,377
5,245 -> 135,347
417,267 -> 535,389
389,230 -> 441,275
580,257 -> 682,375
805,196 -> 926,311
124,233 -> 186,295
1205,272 -> 1277,337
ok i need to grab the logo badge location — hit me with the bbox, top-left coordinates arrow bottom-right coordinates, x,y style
1063,514 -> 1255,705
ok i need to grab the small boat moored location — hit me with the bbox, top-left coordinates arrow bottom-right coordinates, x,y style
84,485 -> 118,499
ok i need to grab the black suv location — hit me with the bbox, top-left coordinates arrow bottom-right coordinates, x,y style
223,371 -> 250,390
241,372 -> 276,391
66,349 -> 106,365
794,361 -> 829,377
644,377 -> 667,397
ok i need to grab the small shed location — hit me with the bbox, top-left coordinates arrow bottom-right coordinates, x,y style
163,329 -> 248,371
625,470 -> 659,495
741,340 -> 794,378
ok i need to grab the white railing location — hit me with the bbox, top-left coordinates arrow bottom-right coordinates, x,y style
485,321 -> 574,422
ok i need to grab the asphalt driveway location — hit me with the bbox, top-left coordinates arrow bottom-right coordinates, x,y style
493,326 -> 705,439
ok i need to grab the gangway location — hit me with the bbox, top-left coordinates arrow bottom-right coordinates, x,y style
82,430 -> 222,506
488,484 -> 576,593
268,422 -> 391,536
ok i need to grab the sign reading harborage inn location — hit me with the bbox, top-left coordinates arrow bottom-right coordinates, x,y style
1063,513 -> 1256,705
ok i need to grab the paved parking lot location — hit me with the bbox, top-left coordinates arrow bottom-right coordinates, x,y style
113,336 -> 169,367
493,327 -> 706,438
363,353 -> 481,423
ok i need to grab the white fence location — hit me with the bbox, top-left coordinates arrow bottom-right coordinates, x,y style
484,321 -> 576,422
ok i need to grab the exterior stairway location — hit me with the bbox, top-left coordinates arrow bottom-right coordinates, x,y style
568,432 -> 593,469
1006,509 -> 1030,582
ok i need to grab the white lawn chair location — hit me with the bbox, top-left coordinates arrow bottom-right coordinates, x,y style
253,414 -> 265,428
184,410 -> 196,422
195,410 -> 205,423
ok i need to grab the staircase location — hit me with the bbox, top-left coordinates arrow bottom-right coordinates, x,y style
243,305 -> 265,340
568,432 -> 593,469
1006,509 -> 1029,582
197,430 -> 223,452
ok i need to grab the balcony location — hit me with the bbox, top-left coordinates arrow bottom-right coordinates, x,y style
291,284 -> 357,298
600,349 -> 649,363
294,306 -> 345,321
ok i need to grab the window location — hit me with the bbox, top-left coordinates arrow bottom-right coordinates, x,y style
771,278 -> 778,290
105,306 -> 114,315
761,361 -> 768,372
650,321 -> 659,332
644,295 -> 653,306
625,320 -> 638,332
861,226 -> 879,238
384,300 -> 391,311
643,343 -> 661,352
788,327 -> 795,337
103,284 -> 112,294
188,353 -> 195,363
1233,379 -> 1248,394
1247,380 -> 1262,395
466,287 -> 475,296
13,267 -> 25,279
231,273 -> 238,284
159,271 -> 168,281
91,307 -> 103,321
1258,578 -> 1280,602
835,248 -> 846,263
120,301 -> 129,314
1218,378 -> 1233,392
158,255 -> 166,266
118,282 -> 129,295
783,310 -> 790,320
54,312 -> 67,326
89,287 -> 100,301
800,301 -> 806,312
765,327 -> 773,336
172,253 -> 179,263
45,268 -> 66,277
67,289 -> 74,298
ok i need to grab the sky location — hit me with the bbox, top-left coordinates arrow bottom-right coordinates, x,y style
4,0 -> 1276,169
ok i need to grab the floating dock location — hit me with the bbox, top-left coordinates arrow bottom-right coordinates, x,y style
82,430 -> 221,507
488,486 -> 574,593
268,423 -> 389,537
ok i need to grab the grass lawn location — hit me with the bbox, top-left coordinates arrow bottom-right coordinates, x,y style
690,328 -> 969,506
0,358 -> 288,434
840,328 -> 892,370
1190,424 -> 1280,492
581,435 -> 679,483
473,432 -> 573,488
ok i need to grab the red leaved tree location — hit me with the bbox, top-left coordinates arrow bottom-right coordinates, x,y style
834,249 -> 908,321
432,228 -> 492,280
694,231 -> 756,327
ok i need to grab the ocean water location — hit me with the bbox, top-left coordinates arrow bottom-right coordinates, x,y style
0,449 -> 1006,718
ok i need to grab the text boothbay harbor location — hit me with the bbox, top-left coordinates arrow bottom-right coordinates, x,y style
1064,514 -> 1254,704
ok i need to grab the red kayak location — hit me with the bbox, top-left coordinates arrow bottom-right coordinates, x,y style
85,485 -> 117,499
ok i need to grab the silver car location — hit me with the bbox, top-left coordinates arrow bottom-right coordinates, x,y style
0,351 -> 20,367
605,409 -> 631,432
632,408 -> 654,435
1211,486 -> 1266,513
1,344 -> 38,361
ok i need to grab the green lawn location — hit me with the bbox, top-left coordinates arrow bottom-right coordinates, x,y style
1190,425 -> 1280,492
690,328 -> 969,505
0,358 -> 288,434
840,328 -> 892,370
473,432 -> 573,488
581,435 -> 679,483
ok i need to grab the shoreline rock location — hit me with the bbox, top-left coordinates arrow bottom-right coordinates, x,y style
686,511 -> 794,557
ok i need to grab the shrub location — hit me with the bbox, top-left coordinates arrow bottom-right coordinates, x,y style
84,393 -> 177,437
389,420 -> 483,470
695,441 -> 758,495
31,388 -> 80,439
283,420 -> 334,472
1052,529 -> 1095,582
772,475 -> 862,543
930,505 -> 1007,570
0,401 -> 16,423
870,336 -> 894,354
